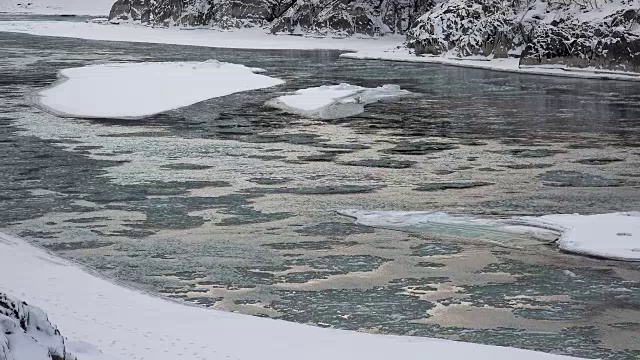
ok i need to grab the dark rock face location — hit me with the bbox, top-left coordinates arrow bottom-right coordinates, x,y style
520,9 -> 640,72
0,293 -> 75,360
270,0 -> 435,35
108,0 -> 640,72
407,0 -> 640,72
407,0 -> 522,57
109,0 -> 435,35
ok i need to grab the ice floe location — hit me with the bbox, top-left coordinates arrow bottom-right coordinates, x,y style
340,210 -> 640,261
0,231 -> 585,360
516,212 -> 640,261
266,83 -> 411,119
36,60 -> 284,119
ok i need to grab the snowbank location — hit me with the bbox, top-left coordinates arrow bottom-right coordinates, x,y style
266,84 -> 411,119
0,232 -> 584,360
0,0 -> 114,16
340,210 -> 640,261
0,21 -> 402,51
36,60 -> 284,119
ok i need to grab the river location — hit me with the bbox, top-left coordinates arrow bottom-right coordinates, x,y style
1,21 -> 639,359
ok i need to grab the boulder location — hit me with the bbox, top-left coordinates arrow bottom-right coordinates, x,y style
407,0 -> 522,57
0,293 -> 75,360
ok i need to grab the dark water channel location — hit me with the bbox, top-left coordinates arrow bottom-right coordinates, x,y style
1,24 -> 640,359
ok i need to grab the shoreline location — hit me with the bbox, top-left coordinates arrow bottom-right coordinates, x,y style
1,20 -> 639,82
0,231 -> 584,360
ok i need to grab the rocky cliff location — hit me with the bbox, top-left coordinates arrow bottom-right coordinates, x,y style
407,0 -> 640,71
109,0 -> 435,35
108,0 -> 640,72
0,293 -> 75,360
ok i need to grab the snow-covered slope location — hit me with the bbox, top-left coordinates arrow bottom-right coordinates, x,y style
0,293 -> 75,360
0,231 -> 586,360
0,0 -> 114,16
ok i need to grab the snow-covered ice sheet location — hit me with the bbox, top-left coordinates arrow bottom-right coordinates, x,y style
0,0 -> 114,16
36,60 -> 284,118
0,232 -> 586,360
266,83 -> 411,119
340,210 -> 640,261
516,212 -> 640,261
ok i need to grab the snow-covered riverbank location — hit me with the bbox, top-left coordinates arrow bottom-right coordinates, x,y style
1,20 -> 640,81
0,232 -> 585,360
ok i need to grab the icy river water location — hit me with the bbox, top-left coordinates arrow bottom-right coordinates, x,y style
1,19 -> 640,359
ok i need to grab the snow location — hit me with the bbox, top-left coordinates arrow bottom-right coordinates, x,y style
0,232 -> 585,360
266,83 -> 411,119
36,60 -> 284,119
515,212 -> 640,261
0,0 -> 114,16
0,21 -> 403,51
340,210 -> 640,261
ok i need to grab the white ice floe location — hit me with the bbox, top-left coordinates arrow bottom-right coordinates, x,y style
266,83 -> 411,119
0,0 -> 114,16
0,232 -> 584,360
340,210 -> 640,261
515,212 -> 640,261
36,60 -> 284,119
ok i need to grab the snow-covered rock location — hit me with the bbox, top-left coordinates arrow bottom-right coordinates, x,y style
520,5 -> 640,72
408,0 -> 640,72
0,293 -> 74,360
265,83 -> 411,119
407,0 -> 522,57
108,0 -> 435,35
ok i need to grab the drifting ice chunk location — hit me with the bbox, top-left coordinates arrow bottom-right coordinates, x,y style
36,60 -> 284,119
266,83 -> 411,119
340,210 -> 640,261
338,210 -> 559,248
